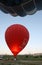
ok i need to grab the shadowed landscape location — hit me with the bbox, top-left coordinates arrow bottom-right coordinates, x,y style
0,54 -> 42,65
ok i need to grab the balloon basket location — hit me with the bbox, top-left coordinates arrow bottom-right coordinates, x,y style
14,57 -> 17,61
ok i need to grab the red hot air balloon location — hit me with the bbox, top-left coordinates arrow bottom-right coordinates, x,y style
5,24 -> 29,57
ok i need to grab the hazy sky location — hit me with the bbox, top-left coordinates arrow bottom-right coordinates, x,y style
0,10 -> 42,55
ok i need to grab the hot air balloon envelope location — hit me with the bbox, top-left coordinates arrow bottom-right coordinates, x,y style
5,24 -> 29,57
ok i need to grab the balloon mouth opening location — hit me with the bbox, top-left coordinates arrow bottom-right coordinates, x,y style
11,45 -> 21,57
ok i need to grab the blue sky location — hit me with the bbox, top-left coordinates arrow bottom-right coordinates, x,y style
0,10 -> 42,55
